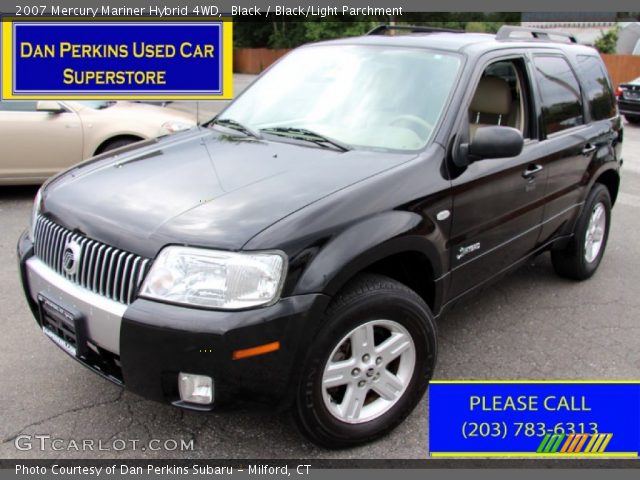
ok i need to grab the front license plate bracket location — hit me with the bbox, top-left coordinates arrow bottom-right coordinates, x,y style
37,293 -> 89,358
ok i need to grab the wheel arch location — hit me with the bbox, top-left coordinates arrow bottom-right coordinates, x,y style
94,134 -> 145,155
593,167 -> 620,206
291,211 -> 446,315
357,250 -> 438,312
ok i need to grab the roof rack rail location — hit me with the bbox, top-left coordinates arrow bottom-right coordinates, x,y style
496,25 -> 578,44
367,24 -> 464,36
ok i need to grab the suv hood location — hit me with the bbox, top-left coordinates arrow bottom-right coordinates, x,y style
42,128 -> 413,258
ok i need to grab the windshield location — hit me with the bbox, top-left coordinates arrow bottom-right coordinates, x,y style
218,45 -> 461,151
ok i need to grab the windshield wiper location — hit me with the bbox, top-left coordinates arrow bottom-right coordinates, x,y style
210,118 -> 262,139
260,127 -> 351,152
96,101 -> 116,109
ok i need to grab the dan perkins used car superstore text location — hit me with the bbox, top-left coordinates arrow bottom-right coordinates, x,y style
17,464 -> 310,476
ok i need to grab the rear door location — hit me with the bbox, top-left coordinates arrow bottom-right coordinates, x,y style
0,101 -> 83,183
447,54 -> 551,299
532,53 -> 617,243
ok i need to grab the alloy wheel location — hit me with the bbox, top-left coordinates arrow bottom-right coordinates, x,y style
321,319 -> 416,424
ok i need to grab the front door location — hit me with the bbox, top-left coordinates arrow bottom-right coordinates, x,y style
447,56 -> 549,299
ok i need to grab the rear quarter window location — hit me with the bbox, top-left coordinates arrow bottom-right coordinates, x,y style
577,55 -> 616,121
533,55 -> 584,135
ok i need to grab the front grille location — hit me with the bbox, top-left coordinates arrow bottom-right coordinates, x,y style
33,216 -> 150,305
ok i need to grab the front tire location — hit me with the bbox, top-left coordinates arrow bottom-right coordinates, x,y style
551,184 -> 612,280
625,115 -> 640,125
293,274 -> 437,448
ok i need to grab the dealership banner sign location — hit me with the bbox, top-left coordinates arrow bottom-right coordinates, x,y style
0,20 -> 233,99
429,381 -> 640,458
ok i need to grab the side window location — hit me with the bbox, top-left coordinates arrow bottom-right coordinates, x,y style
0,101 -> 39,112
533,56 -> 584,135
468,58 -> 532,140
577,55 -> 616,120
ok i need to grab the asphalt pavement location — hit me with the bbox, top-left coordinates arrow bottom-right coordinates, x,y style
1,118 -> 639,459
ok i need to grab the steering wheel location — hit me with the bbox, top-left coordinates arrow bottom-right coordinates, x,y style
389,115 -> 433,137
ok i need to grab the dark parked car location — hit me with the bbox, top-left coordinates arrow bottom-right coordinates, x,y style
18,25 -> 622,448
617,76 -> 640,124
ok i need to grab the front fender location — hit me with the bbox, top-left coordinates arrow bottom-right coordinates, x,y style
291,210 -> 447,307
88,130 -> 149,158
242,144 -> 452,312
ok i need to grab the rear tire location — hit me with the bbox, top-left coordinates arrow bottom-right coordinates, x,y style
625,115 -> 640,124
551,184 -> 611,280
293,274 -> 437,448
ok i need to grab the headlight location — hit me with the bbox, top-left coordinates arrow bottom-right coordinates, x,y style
139,246 -> 287,310
29,188 -> 42,240
160,121 -> 193,135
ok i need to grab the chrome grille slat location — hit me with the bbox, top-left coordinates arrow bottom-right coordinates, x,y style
79,239 -> 91,287
44,222 -> 56,266
100,247 -> 114,297
41,219 -> 52,264
120,253 -> 134,304
111,251 -> 126,302
76,237 -> 85,283
34,220 -> 44,258
60,230 -> 70,278
47,223 -> 56,266
137,259 -> 149,287
93,244 -> 106,293
53,226 -> 65,274
32,216 -> 150,305
86,241 -> 98,288
127,257 -> 141,304
64,232 -> 76,279
37,218 -> 47,261
58,228 -> 68,274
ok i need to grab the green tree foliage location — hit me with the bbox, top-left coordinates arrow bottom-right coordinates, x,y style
465,22 -> 489,33
303,19 -> 379,43
233,14 -> 521,49
594,26 -> 619,54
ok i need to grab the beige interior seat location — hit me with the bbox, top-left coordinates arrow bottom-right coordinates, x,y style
469,76 -> 512,139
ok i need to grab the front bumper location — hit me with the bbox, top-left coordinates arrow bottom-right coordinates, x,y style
18,231 -> 330,410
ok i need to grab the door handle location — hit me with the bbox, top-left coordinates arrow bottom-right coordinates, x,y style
582,144 -> 597,156
522,164 -> 543,179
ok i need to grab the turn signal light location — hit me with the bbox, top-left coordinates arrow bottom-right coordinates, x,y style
232,341 -> 280,360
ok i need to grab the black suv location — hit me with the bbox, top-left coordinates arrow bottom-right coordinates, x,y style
18,26 -> 622,448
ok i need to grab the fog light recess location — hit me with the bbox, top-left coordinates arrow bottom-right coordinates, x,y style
178,373 -> 214,405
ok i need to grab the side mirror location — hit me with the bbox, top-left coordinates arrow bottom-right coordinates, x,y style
469,126 -> 523,160
37,101 -> 65,114
455,126 -> 524,167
